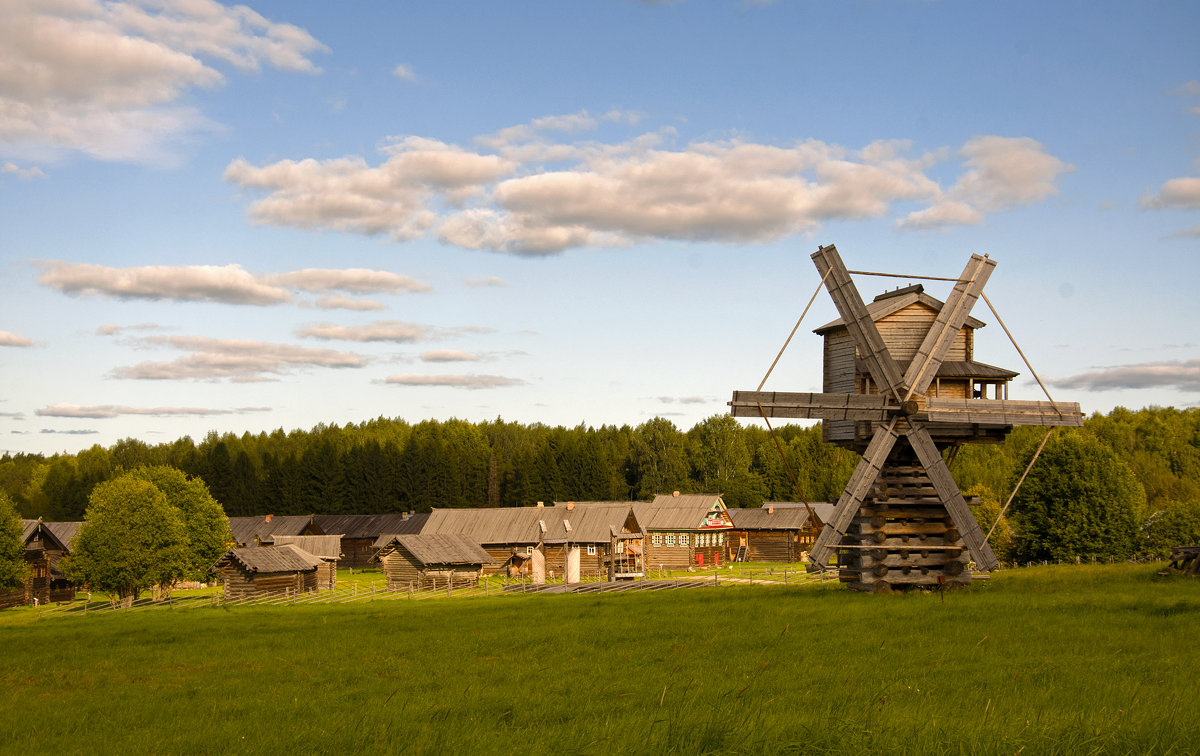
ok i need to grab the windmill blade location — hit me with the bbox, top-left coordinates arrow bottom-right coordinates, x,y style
809,418 -> 901,566
903,254 -> 996,398
811,244 -> 907,401
922,397 -> 1084,427
729,390 -> 896,422
906,422 -> 999,571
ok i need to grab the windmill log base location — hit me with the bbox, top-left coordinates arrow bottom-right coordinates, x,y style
831,447 -> 974,592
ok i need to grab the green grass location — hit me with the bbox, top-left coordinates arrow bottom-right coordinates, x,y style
2,564 -> 1197,755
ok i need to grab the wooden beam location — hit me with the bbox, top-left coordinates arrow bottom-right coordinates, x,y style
728,390 -> 895,421
922,398 -> 1084,427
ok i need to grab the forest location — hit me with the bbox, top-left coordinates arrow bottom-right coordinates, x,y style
2,406 -> 1198,560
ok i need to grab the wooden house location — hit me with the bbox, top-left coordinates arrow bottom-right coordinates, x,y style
211,544 -> 324,600
419,507 -> 547,575
1,519 -> 79,608
545,502 -> 644,581
726,502 -> 836,562
371,534 -> 493,590
636,493 -> 735,569
813,284 -> 1018,450
268,534 -> 343,591
313,513 -> 427,568
227,514 -> 321,547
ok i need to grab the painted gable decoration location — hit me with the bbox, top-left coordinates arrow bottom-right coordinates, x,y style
700,502 -> 734,529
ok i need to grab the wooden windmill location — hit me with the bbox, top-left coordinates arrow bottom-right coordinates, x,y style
729,244 -> 1083,591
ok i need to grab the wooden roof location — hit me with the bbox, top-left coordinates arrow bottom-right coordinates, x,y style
856,357 -> 1018,380
639,494 -> 733,530
41,521 -> 82,550
312,513 -> 427,540
377,534 -> 494,566
813,289 -> 986,335
227,515 -> 315,547
212,544 -> 323,574
421,507 -> 547,544
542,505 -> 639,544
764,501 -> 838,524
268,534 -> 343,560
21,519 -> 39,544
728,506 -> 815,530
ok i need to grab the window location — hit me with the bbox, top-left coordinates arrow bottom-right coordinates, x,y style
665,534 -> 676,547
679,533 -> 690,547
717,533 -> 724,546
700,533 -> 709,547
616,540 -> 625,554
587,544 -> 596,556
526,546 -> 534,556
652,534 -> 663,547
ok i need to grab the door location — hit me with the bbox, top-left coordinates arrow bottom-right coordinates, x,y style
566,546 -> 581,584
531,548 -> 546,585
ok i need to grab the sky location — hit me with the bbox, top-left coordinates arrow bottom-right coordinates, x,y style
1,0 -> 1198,456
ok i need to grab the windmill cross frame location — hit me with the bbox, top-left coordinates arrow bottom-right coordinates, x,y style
729,244 -> 1083,584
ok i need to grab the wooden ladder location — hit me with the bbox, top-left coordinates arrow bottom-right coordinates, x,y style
735,545 -> 748,562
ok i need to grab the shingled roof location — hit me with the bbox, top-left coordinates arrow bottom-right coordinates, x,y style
762,501 -> 837,524
376,534 -> 494,566
420,507 -> 547,544
227,515 -> 315,547
41,521 -> 82,550
268,534 -> 343,560
639,494 -> 733,530
813,287 -> 986,335
543,505 -> 639,544
312,513 -> 427,540
212,544 -> 324,574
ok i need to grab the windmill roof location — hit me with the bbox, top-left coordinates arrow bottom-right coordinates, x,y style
212,544 -> 323,574
375,533 -> 494,566
854,357 -> 1018,380
268,534 -> 343,560
813,290 -> 985,335
313,513 -> 427,540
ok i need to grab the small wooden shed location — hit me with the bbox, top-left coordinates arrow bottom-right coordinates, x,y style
726,502 -> 836,562
268,534 -> 343,591
312,513 -> 427,568
372,534 -> 493,591
211,544 -> 323,600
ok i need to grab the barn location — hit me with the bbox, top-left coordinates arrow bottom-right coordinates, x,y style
372,534 -> 493,590
267,534 -> 343,591
211,544 -> 324,600
312,513 -> 427,568
636,493 -> 734,569
726,502 -> 836,562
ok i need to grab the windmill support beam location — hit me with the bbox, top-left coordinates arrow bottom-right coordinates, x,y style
729,390 -> 897,422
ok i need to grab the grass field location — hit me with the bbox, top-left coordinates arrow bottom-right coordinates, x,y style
2,564 -> 1197,755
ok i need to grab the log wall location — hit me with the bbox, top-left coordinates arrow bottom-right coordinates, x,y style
218,564 -> 318,601
379,548 -> 482,590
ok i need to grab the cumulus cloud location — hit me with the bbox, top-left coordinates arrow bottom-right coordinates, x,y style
298,321 -> 434,343
226,113 -> 1071,254
419,350 -> 480,362
308,295 -> 385,311
37,262 -> 430,306
1049,360 -> 1200,393
384,374 -> 525,389
36,403 -> 268,419
899,136 -> 1073,230
2,162 -> 46,179
0,0 -> 328,163
109,335 -> 367,382
0,331 -> 33,347
1141,177 -> 1200,210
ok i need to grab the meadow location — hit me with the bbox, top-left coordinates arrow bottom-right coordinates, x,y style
1,564 -> 1197,755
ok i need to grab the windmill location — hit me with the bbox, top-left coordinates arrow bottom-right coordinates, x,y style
729,244 -> 1083,591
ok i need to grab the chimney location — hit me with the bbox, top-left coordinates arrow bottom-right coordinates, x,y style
536,501 -> 544,508
672,490 -> 680,498
567,501 -> 575,511
768,505 -> 775,515
264,514 -> 273,523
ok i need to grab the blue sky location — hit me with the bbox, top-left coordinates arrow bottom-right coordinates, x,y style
1,0 -> 1197,456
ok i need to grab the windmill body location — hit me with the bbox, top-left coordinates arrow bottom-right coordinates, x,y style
729,245 -> 1083,592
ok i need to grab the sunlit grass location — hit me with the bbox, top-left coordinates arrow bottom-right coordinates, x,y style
1,563 -> 1196,754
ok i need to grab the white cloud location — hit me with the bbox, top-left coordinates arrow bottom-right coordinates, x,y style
391,63 -> 418,82
384,373 -> 525,389
419,350 -> 480,362
464,275 -> 507,287
97,322 -> 165,336
1050,360 -> 1200,393
298,321 -> 434,343
2,162 -> 46,179
225,114 -> 1072,254
109,335 -> 367,381
36,403 -> 254,419
0,331 -> 33,347
0,0 -> 327,163
38,262 -> 429,306
899,136 -> 1073,230
1141,177 -> 1200,210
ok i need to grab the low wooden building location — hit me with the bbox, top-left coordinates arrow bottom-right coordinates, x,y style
211,544 -> 323,601
726,502 -> 836,562
636,493 -> 735,569
268,534 -> 343,591
313,513 -> 427,568
227,514 -> 321,548
419,507 -> 547,574
0,519 -> 79,608
545,502 -> 644,581
372,534 -> 493,590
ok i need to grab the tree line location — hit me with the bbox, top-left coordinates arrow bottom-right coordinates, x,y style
1,406 -> 1198,573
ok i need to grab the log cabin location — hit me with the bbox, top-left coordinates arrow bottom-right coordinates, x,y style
227,514 -> 322,547
312,513 -> 427,568
419,507 -> 548,575
267,534 -> 343,591
1,519 -> 79,608
726,502 -> 836,562
636,493 -> 735,569
544,502 -> 644,581
371,534 -> 493,590
211,544 -> 323,600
